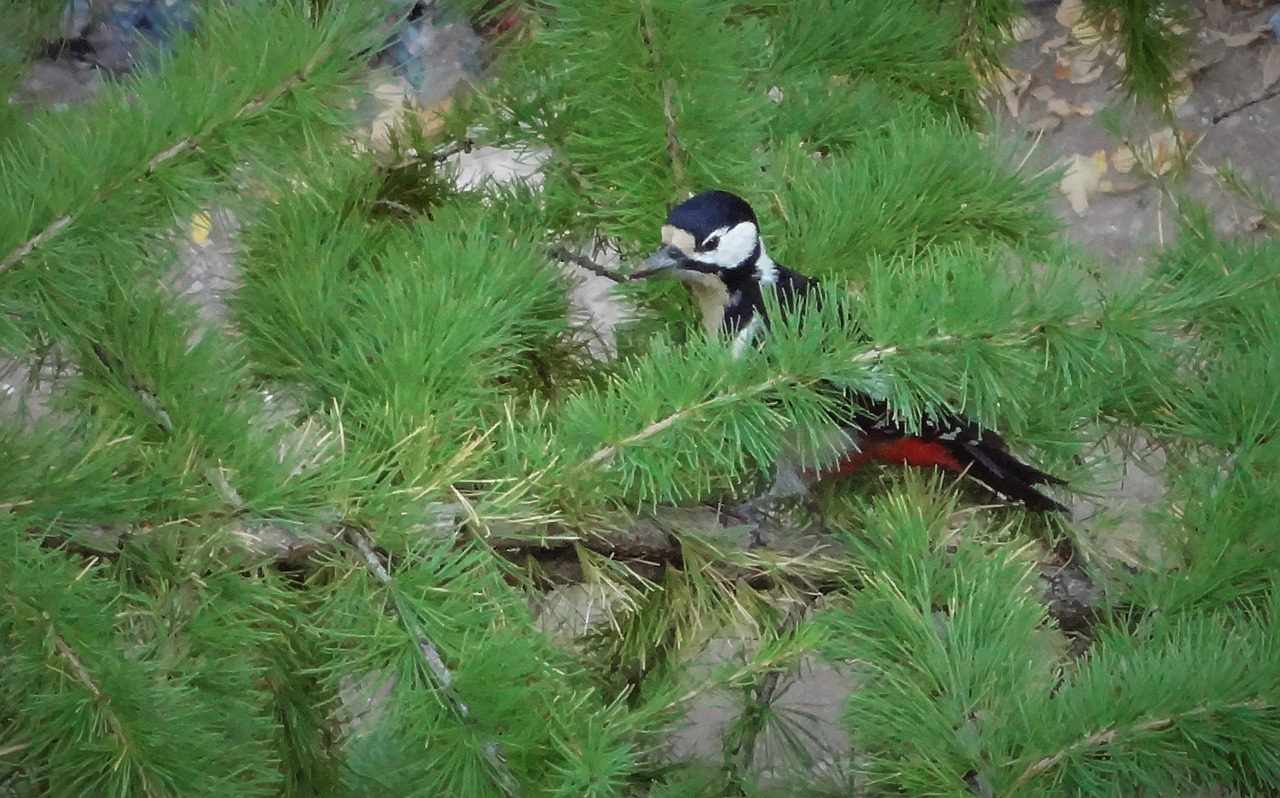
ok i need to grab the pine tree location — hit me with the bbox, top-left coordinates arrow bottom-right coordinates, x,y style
4,1 -> 1279,796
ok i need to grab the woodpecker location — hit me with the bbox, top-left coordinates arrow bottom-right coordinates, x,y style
636,190 -> 1068,512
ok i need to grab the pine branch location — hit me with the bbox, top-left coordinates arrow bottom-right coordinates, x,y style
346,527 -> 520,797
724,600 -> 813,788
0,55 -> 327,278
129,378 -> 246,509
579,377 -> 783,469
50,634 -> 163,798
52,633 -> 101,701
636,0 -> 687,193
1012,699 -> 1274,788
0,215 -> 71,275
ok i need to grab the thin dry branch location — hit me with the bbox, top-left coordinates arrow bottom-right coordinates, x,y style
62,501 -> 1104,636
548,246 -> 628,284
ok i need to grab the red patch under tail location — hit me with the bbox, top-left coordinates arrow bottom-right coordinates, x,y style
824,434 -> 967,478
818,431 -> 1068,513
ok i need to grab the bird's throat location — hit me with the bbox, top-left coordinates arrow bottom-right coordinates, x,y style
680,272 -> 733,335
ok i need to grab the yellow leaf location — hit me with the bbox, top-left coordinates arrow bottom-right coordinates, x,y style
190,211 -> 211,246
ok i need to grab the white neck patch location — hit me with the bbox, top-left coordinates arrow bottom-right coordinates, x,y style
755,246 -> 777,286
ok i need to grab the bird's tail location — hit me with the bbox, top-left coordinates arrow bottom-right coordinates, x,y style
828,430 -> 1069,513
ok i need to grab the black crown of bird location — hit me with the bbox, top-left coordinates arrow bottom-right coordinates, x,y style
631,189 -> 1068,513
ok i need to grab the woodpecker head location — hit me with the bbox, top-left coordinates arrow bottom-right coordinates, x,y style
634,190 -> 769,283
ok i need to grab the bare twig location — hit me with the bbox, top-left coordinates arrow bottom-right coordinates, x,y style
548,246 -> 628,284
1212,85 -> 1280,124
431,138 -> 476,163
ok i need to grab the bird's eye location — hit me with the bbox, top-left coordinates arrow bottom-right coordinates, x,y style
703,235 -> 721,250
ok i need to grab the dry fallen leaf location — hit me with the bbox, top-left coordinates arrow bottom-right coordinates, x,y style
1213,29 -> 1269,48
1111,144 -> 1137,173
1027,115 -> 1063,135
1056,0 -> 1085,29
1120,128 -> 1200,177
1245,214 -> 1267,231
1263,46 -> 1280,91
1031,85 -> 1056,102
1148,128 -> 1178,176
992,69 -> 1032,117
1046,98 -> 1099,117
1055,43 -> 1107,84
1040,32 -> 1070,54
1072,62 -> 1106,84
1060,150 -> 1108,214
1011,16 -> 1045,42
1098,173 -> 1146,196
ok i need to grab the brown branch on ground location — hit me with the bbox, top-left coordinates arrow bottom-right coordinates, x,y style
1213,85 -> 1280,124
56,501 -> 1106,637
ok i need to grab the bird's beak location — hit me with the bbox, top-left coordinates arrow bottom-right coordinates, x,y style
629,244 -> 689,281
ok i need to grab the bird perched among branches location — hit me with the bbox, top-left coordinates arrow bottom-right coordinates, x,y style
633,190 -> 1068,513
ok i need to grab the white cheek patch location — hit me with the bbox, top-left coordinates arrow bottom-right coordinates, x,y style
706,221 -> 759,269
